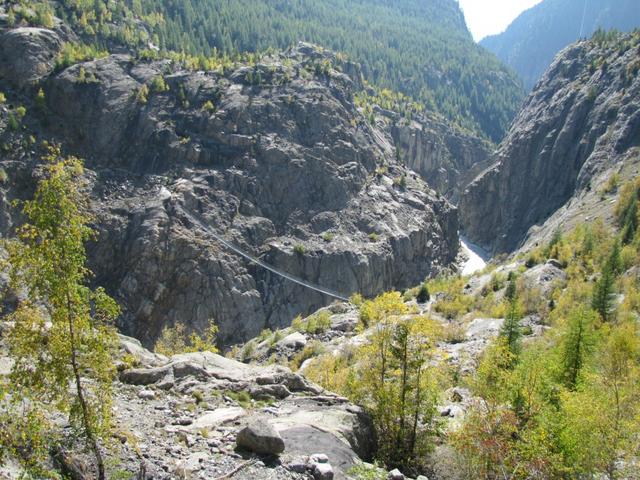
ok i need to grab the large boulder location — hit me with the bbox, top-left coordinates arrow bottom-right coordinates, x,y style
236,420 -> 285,455
0,27 -> 62,88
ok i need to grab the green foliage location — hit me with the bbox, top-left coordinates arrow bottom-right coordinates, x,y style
560,306 -> 597,390
35,88 -> 46,112
0,92 -> 5,104
359,291 -> 408,329
416,282 -> 430,303
201,100 -> 215,112
591,264 -> 616,322
136,84 -> 149,104
293,244 -> 305,255
6,114 -> 20,132
500,296 -> 523,360
291,311 -> 331,334
347,462 -> 387,480
150,75 -> 169,93
55,42 -> 108,71
290,341 -> 325,370
353,315 -> 442,473
2,146 -> 120,479
154,322 -> 218,356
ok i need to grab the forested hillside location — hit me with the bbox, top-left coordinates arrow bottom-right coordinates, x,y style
14,0 -> 524,142
481,0 -> 640,90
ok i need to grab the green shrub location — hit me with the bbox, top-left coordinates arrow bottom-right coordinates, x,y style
150,75 -> 170,93
322,232 -> 334,242
7,114 -> 19,131
368,233 -> 379,242
416,282 -> 430,303
154,322 -> 218,356
292,311 -> 332,334
136,85 -> 149,104
201,100 -> 215,112
293,244 -> 305,255
0,92 -> 5,104
290,341 -> 325,370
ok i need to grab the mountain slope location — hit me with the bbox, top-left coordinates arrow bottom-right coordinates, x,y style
33,0 -> 525,142
481,0 -> 640,91
461,31 -> 640,253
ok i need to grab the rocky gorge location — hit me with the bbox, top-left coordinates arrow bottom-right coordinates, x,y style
0,21 -> 462,347
460,33 -> 640,253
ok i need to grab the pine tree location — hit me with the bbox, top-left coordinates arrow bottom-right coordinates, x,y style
621,192 -> 638,245
500,296 -> 522,361
561,307 -> 597,390
592,265 -> 616,322
4,147 -> 120,479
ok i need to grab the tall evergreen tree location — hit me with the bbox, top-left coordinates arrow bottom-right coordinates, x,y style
561,307 -> 597,390
592,265 -> 616,322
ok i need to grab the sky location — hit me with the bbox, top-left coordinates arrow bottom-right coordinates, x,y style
458,0 -> 544,42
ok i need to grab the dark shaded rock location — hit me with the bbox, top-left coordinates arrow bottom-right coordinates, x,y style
236,420 -> 285,455
120,365 -> 172,386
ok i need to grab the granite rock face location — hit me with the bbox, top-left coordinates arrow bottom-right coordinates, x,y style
0,27 -> 64,88
460,34 -> 640,253
0,30 -> 459,346
387,113 -> 493,202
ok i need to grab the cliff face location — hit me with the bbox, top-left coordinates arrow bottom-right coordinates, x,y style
460,32 -> 640,253
0,27 -> 459,347
388,115 -> 493,203
481,0 -> 640,91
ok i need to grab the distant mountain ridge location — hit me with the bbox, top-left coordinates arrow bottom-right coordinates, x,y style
481,0 -> 640,90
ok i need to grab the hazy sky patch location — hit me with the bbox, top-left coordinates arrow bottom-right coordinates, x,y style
458,0 -> 545,41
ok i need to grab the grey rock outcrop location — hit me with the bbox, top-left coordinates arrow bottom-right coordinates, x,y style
387,114 -> 493,202
460,33 -> 640,253
0,28 -> 460,346
112,337 -> 375,479
0,27 -> 63,88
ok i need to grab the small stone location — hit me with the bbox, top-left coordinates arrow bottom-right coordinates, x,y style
236,419 -> 285,455
138,389 -> 156,400
416,476 -> 429,480
286,458 -> 308,473
310,453 -> 329,464
387,469 -> 405,480
175,417 -> 193,426
312,462 -> 334,480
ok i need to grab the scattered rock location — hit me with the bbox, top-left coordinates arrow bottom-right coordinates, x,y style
310,453 -> 329,464
312,462 -> 334,480
388,468 -> 405,480
138,389 -> 156,400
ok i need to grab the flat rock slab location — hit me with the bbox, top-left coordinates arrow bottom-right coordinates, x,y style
190,407 -> 247,431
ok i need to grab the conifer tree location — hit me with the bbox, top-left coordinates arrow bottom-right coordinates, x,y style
592,266 -> 616,322
561,307 -> 597,390
500,294 -> 522,361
